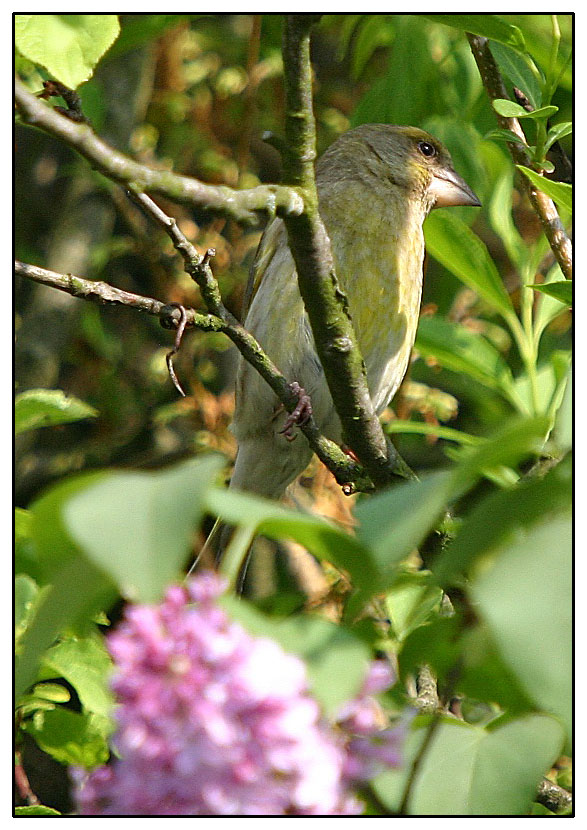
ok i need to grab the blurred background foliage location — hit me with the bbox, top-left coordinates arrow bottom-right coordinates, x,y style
15,12 -> 571,515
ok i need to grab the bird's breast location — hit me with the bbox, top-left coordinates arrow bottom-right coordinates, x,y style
324,192 -> 426,412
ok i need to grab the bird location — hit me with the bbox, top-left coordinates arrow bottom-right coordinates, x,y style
228,124 -> 480,502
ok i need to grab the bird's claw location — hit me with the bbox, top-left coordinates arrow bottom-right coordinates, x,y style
279,382 -> 312,441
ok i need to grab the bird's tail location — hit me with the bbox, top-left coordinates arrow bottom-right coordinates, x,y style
191,435 -> 312,587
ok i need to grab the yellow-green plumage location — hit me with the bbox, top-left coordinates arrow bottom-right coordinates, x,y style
230,124 -> 479,498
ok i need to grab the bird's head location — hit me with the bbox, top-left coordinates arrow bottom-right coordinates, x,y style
317,123 -> 481,211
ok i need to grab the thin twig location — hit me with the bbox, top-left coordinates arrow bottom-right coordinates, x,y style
164,303 -> 189,397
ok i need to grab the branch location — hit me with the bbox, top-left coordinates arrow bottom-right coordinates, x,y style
15,253 -> 367,492
535,778 -> 572,815
14,77 -> 303,226
467,35 -> 572,280
280,15 -> 414,487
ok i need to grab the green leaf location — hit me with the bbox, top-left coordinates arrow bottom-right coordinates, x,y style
15,389 -> 97,435
64,456 -> 223,603
385,420 -> 482,446
518,105 -> 559,120
14,806 -> 61,816
30,682 -> 70,704
423,15 -> 526,52
206,486 -> 378,594
107,14 -> 184,58
553,369 -> 572,453
513,356 -> 570,416
516,165 -> 572,211
351,16 -> 435,128
350,15 -> 393,79
487,167 -> 525,269
433,453 -> 571,584
30,471 -> 108,585
399,617 -> 535,715
490,41 -> 542,109
384,571 -> 444,641
451,415 -> 551,483
15,557 -> 116,702
415,316 -> 520,405
374,714 -> 564,815
492,98 -> 531,118
354,471 -> 456,587
23,708 -> 111,768
221,598 -> 370,716
15,507 -> 38,578
42,637 -> 114,719
527,280 -> 572,306
544,121 -> 572,153
493,99 -> 558,120
14,14 -> 120,89
471,511 -> 572,742
484,128 -> 528,147
424,211 -> 514,315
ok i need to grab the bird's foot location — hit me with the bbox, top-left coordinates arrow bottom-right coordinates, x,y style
279,382 -> 313,442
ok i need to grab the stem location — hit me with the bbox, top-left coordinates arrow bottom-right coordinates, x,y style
503,308 -> 540,416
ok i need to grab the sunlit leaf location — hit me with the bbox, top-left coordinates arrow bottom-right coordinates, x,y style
15,389 -> 97,435
471,511 -> 572,742
516,165 -> 572,211
42,637 -> 114,719
64,456 -> 223,603
15,14 -> 120,88
527,280 -> 572,306
493,99 -> 557,120
544,121 -> 572,152
374,713 -> 564,814
22,708 -> 111,768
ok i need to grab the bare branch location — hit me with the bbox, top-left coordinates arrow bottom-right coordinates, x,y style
467,35 -> 572,280
14,77 -> 303,226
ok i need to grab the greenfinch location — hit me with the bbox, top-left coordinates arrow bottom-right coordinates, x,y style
230,124 -> 480,499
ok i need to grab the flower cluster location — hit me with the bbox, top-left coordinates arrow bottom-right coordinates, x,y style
72,572 -> 404,815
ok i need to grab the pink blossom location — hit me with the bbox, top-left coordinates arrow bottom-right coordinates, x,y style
72,573 -> 404,815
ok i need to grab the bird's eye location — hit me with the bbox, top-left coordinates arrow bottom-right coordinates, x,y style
418,141 -> 436,158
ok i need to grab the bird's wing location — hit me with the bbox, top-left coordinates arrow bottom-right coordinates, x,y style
241,218 -> 286,321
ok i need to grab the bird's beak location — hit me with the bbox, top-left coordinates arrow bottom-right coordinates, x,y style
430,168 -> 481,208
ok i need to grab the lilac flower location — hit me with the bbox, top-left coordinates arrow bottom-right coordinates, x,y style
72,573 -> 404,816
336,659 -> 406,783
